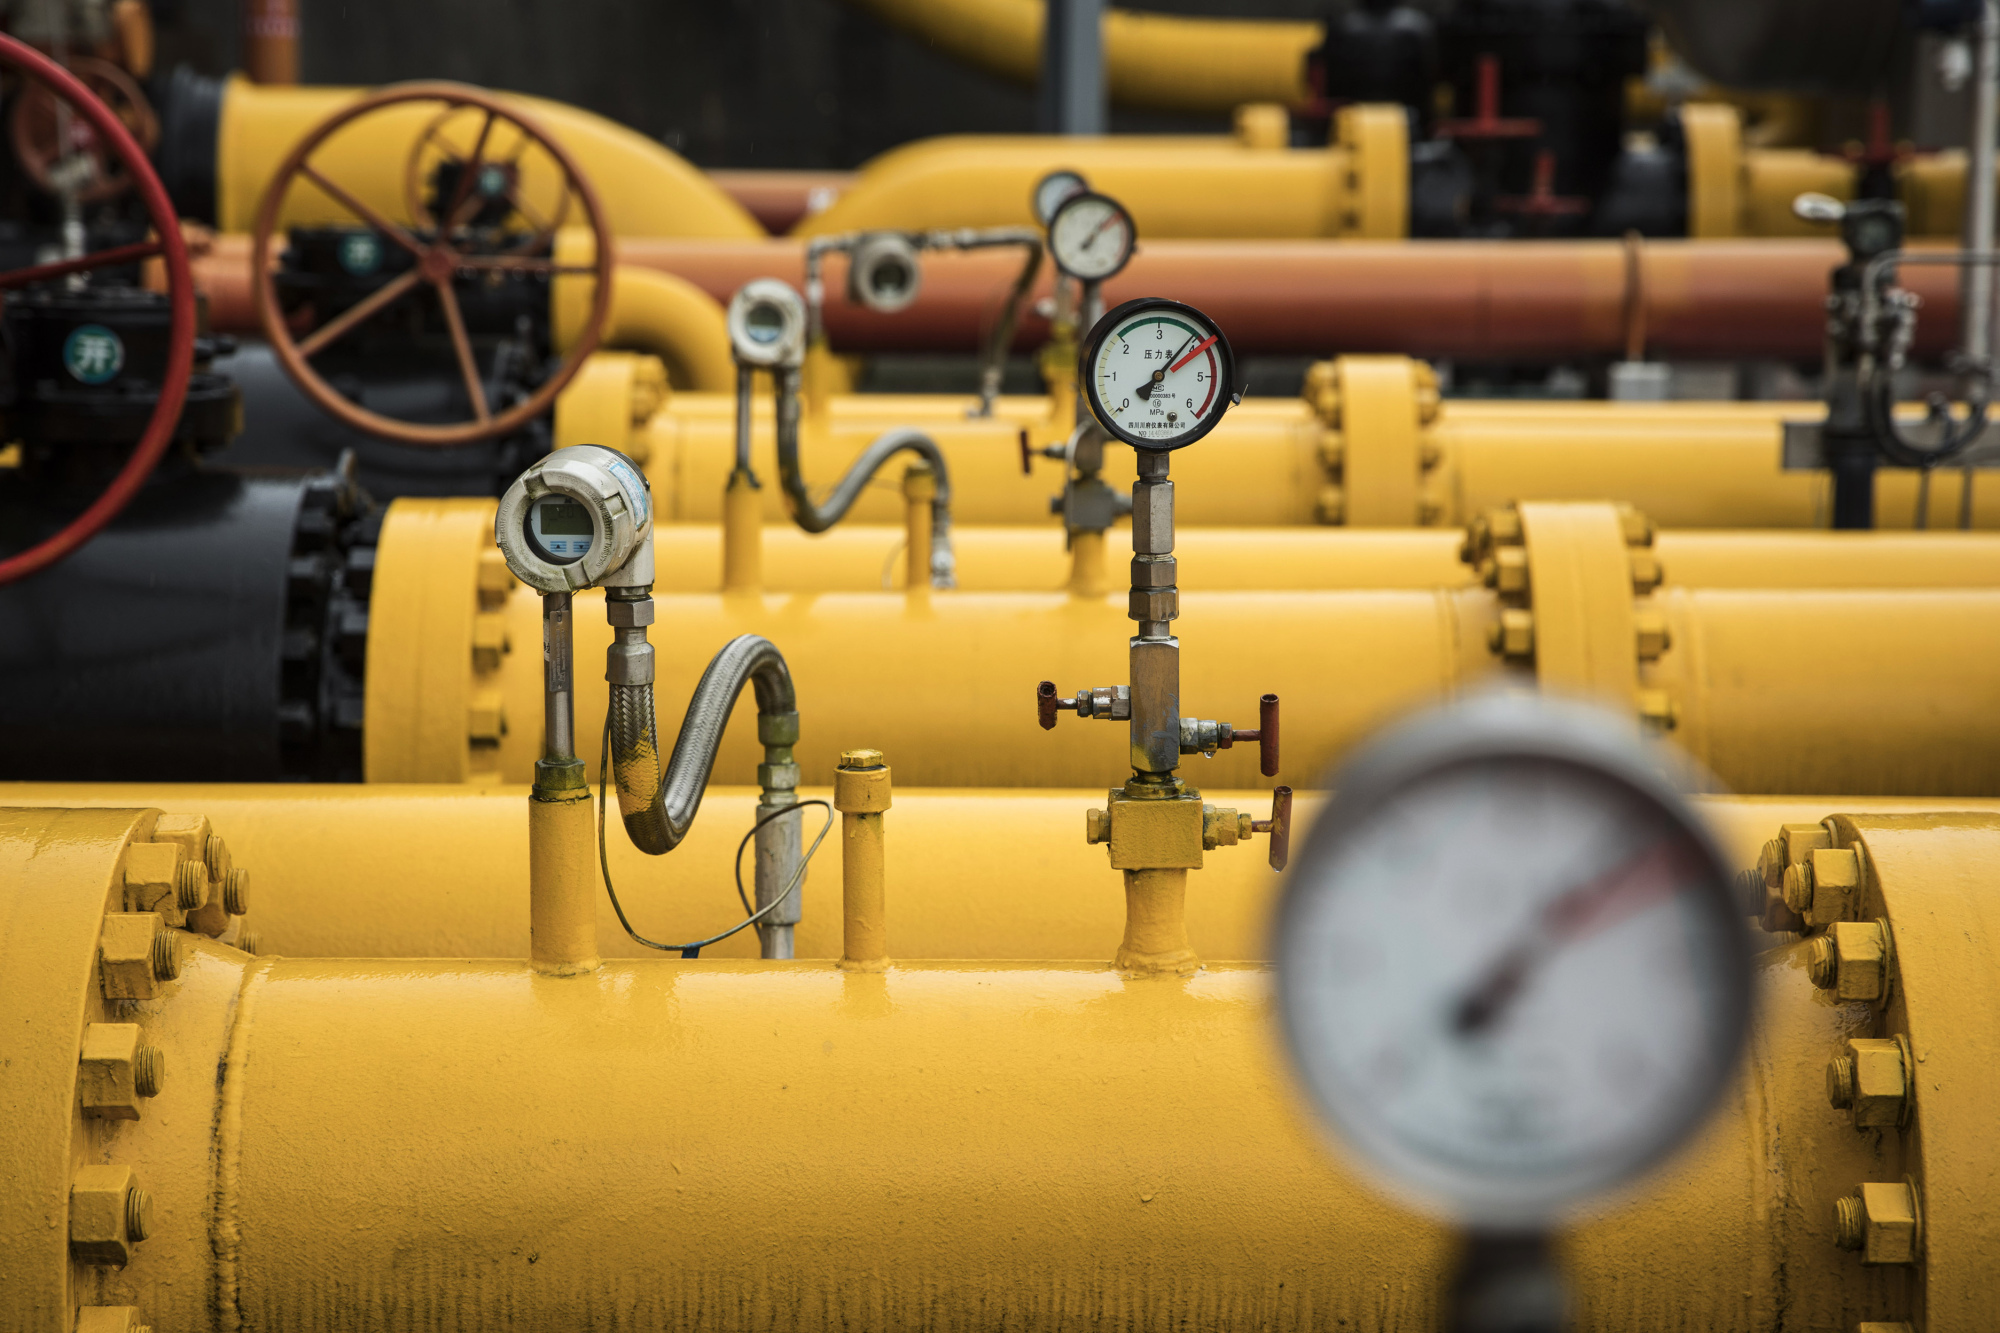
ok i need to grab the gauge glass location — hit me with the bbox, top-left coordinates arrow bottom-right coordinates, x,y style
527,493 -> 596,564
1033,169 -> 1089,226
1278,748 -> 1749,1224
1083,299 -> 1233,450
1048,192 -> 1135,281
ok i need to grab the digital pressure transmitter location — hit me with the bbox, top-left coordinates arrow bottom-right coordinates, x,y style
494,443 -> 654,593
728,278 -> 809,368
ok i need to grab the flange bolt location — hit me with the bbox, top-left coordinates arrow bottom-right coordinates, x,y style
1807,936 -> 1837,989
125,1188 -> 152,1244
1827,1055 -> 1856,1110
223,868 -> 250,917
1834,1195 -> 1865,1250
135,1045 -> 165,1098
173,861 -> 207,912
150,929 -> 180,982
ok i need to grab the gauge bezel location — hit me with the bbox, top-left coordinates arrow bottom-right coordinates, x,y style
727,278 -> 808,368
494,443 -> 654,593
1032,169 -> 1089,226
1079,297 -> 1239,452
1272,693 -> 1755,1226
1047,190 -> 1136,282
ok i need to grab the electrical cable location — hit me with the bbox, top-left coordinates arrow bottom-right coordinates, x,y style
597,718 -> 833,958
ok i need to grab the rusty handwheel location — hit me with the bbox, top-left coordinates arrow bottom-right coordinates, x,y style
251,82 -> 614,447
8,54 -> 159,204
403,101 -> 574,255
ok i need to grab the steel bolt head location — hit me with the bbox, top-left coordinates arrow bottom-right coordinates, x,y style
839,749 -> 885,771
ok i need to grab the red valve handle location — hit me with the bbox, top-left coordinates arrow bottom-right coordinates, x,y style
1037,680 -> 1080,730
1252,786 -> 1292,872
1228,694 -> 1280,777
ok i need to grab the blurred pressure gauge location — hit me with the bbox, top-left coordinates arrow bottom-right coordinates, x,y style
495,443 -> 653,593
1079,297 -> 1239,451
1047,190 -> 1135,282
1032,168 -> 1089,226
1273,694 -> 1753,1226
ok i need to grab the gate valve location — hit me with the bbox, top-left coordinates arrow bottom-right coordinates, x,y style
1186,693 -> 1279,774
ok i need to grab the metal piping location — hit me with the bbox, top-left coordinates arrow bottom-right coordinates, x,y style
1965,0 -> 1999,373
773,367 -> 958,587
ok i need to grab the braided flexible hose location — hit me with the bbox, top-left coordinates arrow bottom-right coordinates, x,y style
610,633 -> 797,855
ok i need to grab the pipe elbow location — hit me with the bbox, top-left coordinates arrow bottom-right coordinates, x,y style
554,238 -> 736,392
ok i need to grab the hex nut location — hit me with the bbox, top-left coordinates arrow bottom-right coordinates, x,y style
834,751 -> 892,815
1132,480 -> 1174,554
70,1165 -> 146,1266
1085,808 -> 1109,845
1636,690 -> 1679,731
1633,609 -> 1672,660
1629,549 -> 1664,593
1490,546 -> 1529,596
1129,556 -> 1176,588
1487,608 -> 1535,659
120,842 -> 180,918
1826,920 -> 1891,1002
223,867 -> 250,917
1827,1037 -> 1909,1127
1803,847 -> 1863,925
98,914 -> 166,1001
1128,586 -> 1178,622
1834,1182 -> 1921,1265
1201,804 -> 1243,850
79,1024 -> 164,1120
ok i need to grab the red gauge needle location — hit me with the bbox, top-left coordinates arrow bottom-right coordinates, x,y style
1452,838 -> 1696,1037
1169,334 -> 1217,374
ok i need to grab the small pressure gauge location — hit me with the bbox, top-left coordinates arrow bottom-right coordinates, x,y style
1079,297 -> 1239,451
728,279 -> 808,368
1047,191 -> 1135,282
1032,169 -> 1089,226
495,444 -> 654,593
847,232 -> 922,313
1274,694 -> 1753,1226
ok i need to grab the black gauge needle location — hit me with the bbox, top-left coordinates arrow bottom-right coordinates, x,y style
1452,839 -> 1695,1037
1137,332 -> 1199,399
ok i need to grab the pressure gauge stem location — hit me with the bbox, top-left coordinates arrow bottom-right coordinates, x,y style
1129,450 -> 1179,776
542,591 -> 576,763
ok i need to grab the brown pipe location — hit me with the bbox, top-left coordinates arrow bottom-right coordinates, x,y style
242,0 -> 299,84
709,170 -> 857,235
189,232 -> 1967,363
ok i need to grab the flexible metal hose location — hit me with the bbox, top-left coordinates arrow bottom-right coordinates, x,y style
774,373 -> 957,586
609,633 -> 798,855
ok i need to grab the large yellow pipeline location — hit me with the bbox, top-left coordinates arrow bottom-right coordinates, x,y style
843,0 -> 1317,115
6,804 -> 1993,1330
549,258 -> 737,392
11,784 -> 1996,963
627,387 -> 2000,530
630,522 -> 2000,594
215,78 -> 764,237
800,107 -> 1408,238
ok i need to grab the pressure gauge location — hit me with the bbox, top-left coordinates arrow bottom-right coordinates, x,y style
727,279 -> 807,368
1047,190 -> 1135,282
1032,169 -> 1089,226
495,444 -> 654,593
847,232 -> 922,313
1274,694 -> 1753,1226
1079,297 -> 1240,451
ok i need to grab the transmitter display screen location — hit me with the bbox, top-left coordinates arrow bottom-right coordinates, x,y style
537,498 -> 593,534
527,495 -> 595,563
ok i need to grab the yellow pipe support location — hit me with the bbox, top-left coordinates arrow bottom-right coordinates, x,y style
215,77 -> 764,237
528,767 -> 597,976
834,750 -> 891,970
552,243 -> 736,392
7,785 -> 1998,962
843,0 -> 1318,114
635,387 -> 2000,530
7,804 -> 1998,1329
1116,868 -> 1197,974
902,463 -> 935,593
798,105 -> 1408,239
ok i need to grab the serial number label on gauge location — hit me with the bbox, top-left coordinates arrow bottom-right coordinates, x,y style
1095,315 -> 1220,444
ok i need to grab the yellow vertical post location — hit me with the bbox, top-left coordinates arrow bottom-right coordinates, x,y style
721,469 -> 763,594
836,748 -> 891,971
1115,868 -> 1198,975
529,767 -> 598,975
902,464 -> 936,592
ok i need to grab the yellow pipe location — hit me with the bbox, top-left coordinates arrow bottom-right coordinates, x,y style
835,750 -> 891,969
634,521 -> 2000,594
9,784 -> 1998,962
215,77 -> 763,237
800,107 -> 1406,239
552,247 -> 736,392
635,389 -> 2000,530
844,0 -> 1317,114
8,804 -> 1997,1329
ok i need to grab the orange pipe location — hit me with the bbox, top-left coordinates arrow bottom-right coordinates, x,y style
189,234 -> 1968,362
709,169 -> 857,235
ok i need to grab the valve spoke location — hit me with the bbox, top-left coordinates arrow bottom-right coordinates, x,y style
440,108 -> 498,233
300,162 -> 428,259
296,267 -> 423,358
0,238 -> 160,290
433,277 -> 491,423
454,255 -> 595,274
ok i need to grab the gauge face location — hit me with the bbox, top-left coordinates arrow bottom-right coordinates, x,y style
1275,701 -> 1752,1225
1032,169 -> 1089,226
1081,298 -> 1237,451
1048,191 -> 1135,281
526,493 -> 597,564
